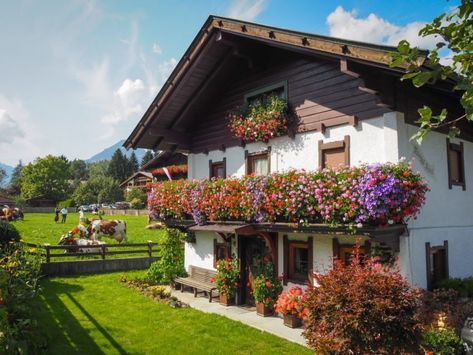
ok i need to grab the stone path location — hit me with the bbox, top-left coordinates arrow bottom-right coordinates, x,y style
170,289 -> 306,347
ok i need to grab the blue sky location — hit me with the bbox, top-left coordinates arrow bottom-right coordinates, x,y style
0,0 -> 458,166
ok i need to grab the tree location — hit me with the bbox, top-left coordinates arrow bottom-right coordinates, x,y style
391,0 -> 473,143
20,155 -> 71,201
125,187 -> 147,208
8,160 -> 23,195
128,152 -> 139,174
88,160 -> 110,179
140,150 -> 155,169
73,176 -> 123,205
69,159 -> 88,181
0,168 -> 5,187
107,149 -> 129,182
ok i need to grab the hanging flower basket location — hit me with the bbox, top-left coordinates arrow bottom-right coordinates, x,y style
228,95 -> 289,143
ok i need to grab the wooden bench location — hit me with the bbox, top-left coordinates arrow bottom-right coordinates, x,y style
175,266 -> 217,302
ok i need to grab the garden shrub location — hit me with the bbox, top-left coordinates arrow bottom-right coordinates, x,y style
126,188 -> 147,209
422,327 -> 464,355
0,221 -> 20,249
438,277 -> 473,298
145,228 -> 186,285
303,245 -> 422,354
0,243 -> 43,353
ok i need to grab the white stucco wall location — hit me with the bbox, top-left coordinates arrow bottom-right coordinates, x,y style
184,232 -> 216,271
188,113 -> 402,179
396,119 -> 473,288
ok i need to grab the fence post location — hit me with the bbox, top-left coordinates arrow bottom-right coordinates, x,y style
147,241 -> 153,258
101,244 -> 106,260
44,243 -> 50,263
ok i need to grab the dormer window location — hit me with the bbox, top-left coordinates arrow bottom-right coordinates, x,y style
446,138 -> 465,190
244,81 -> 288,104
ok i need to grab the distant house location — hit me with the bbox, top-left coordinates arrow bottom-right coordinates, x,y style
120,151 -> 188,191
0,194 -> 14,207
125,15 -> 472,298
25,196 -> 56,207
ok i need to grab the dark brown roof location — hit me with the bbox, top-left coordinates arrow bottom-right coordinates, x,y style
141,151 -> 187,171
124,15 -> 431,150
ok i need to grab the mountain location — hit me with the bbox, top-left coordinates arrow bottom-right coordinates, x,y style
0,162 -> 13,187
85,140 -> 149,164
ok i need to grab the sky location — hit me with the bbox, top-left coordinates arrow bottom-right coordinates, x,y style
0,0 -> 459,166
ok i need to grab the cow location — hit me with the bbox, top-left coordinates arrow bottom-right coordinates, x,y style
88,219 -> 127,243
58,233 -> 108,253
1,207 -> 23,221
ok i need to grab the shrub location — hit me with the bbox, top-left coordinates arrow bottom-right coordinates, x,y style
145,228 -> 186,284
423,327 -> 464,355
251,259 -> 283,308
213,256 -> 240,297
438,277 -> 473,298
0,221 -> 20,249
126,188 -> 147,209
0,243 -> 43,353
303,245 -> 422,354
58,198 -> 75,208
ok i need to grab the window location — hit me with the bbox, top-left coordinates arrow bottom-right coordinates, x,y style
246,150 -> 270,176
283,236 -> 313,284
332,239 -> 370,266
426,241 -> 449,290
318,136 -> 350,169
447,138 -> 465,190
244,81 -> 288,105
209,158 -> 226,179
214,239 -> 230,268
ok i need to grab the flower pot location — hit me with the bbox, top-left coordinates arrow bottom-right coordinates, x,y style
283,314 -> 302,328
256,302 -> 273,317
219,293 -> 234,306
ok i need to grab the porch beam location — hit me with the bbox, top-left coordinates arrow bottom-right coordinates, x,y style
148,127 -> 191,146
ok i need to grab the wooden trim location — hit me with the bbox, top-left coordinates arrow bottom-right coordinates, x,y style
425,240 -> 449,291
446,138 -> 466,190
444,240 -> 449,280
285,237 -> 312,284
318,135 -> 350,169
246,150 -> 270,175
244,80 -> 288,103
332,238 -> 340,261
210,159 -> 226,178
209,159 -> 212,179
213,238 -> 231,268
223,157 -> 227,178
283,234 -> 288,285
244,150 -> 249,175
307,236 -> 313,282
425,242 -> 432,291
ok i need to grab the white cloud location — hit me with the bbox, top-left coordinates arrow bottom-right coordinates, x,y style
152,43 -> 162,54
0,110 -> 23,144
327,6 -> 438,49
227,0 -> 267,22
158,57 -> 177,83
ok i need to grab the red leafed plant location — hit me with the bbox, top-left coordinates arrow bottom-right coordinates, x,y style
274,286 -> 307,317
303,245 -> 422,354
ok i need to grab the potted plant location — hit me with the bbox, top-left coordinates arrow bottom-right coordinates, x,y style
213,256 -> 239,306
274,286 -> 306,328
251,260 -> 283,316
228,94 -> 289,143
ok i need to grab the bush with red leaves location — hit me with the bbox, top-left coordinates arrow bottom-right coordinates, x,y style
303,245 -> 422,354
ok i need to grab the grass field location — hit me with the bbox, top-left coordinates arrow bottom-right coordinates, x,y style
13,212 -> 164,246
31,271 -> 310,354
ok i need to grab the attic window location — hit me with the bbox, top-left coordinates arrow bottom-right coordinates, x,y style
446,138 -> 465,190
244,81 -> 288,105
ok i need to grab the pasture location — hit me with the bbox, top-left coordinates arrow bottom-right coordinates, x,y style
14,212 -> 164,245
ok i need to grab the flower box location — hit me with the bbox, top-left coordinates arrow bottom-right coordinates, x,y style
256,301 -> 273,317
283,314 -> 302,328
219,293 -> 235,306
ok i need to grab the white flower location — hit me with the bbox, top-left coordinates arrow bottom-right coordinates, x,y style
356,223 -> 363,228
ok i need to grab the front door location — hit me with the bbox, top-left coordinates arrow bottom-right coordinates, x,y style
239,236 -> 269,305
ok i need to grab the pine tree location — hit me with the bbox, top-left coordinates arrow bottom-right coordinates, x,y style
107,149 -> 129,182
128,152 -> 139,174
140,150 -> 155,169
8,160 -> 23,195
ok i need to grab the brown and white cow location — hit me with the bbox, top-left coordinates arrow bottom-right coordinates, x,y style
1,208 -> 23,221
58,233 -> 108,253
88,219 -> 127,243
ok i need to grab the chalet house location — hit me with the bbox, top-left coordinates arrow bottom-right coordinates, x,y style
120,151 -> 188,191
125,16 -> 472,299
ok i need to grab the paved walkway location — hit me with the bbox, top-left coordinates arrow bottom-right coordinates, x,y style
170,289 -> 306,347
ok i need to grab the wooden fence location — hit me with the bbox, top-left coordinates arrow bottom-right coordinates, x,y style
25,241 -> 158,276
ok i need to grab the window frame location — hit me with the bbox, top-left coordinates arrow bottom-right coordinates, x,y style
425,241 -> 449,291
446,138 -> 465,190
214,238 -> 231,269
283,236 -> 313,285
209,158 -> 226,179
332,238 -> 370,266
243,80 -> 288,104
245,149 -> 271,176
318,135 -> 350,169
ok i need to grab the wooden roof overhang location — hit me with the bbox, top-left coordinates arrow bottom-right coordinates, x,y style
165,219 -> 408,252
124,16 -> 431,152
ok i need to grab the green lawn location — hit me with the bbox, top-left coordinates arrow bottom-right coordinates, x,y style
32,271 -> 310,354
14,212 -> 163,245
